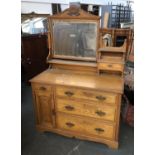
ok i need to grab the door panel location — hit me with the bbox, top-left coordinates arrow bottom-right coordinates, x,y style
34,93 -> 53,128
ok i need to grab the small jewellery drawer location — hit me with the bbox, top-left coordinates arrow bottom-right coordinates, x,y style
32,83 -> 51,94
56,86 -> 117,105
98,63 -> 124,72
56,112 -> 114,139
56,98 -> 116,121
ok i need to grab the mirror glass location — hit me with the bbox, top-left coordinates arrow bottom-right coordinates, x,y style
53,21 -> 97,58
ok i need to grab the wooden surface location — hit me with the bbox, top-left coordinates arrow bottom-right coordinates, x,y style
50,8 -> 100,20
30,68 -> 123,149
56,86 -> 117,104
100,28 -> 133,58
56,112 -> 115,139
30,8 -> 125,149
33,91 -> 53,128
99,39 -> 127,53
99,56 -> 124,64
98,63 -> 124,72
31,70 -> 123,148
30,69 -> 123,94
48,59 -> 97,67
56,98 -> 116,121
97,39 -> 126,75
47,8 -> 100,62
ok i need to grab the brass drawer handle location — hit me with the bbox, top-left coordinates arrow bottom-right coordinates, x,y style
65,91 -> 74,97
108,64 -> 112,67
39,86 -> 46,91
65,105 -> 75,111
66,122 -> 75,128
95,128 -> 104,133
95,110 -> 106,116
96,96 -> 106,101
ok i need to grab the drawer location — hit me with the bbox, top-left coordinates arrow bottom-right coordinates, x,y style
56,86 -> 117,105
98,63 -> 124,72
56,98 -> 116,121
32,83 -> 52,94
56,112 -> 114,139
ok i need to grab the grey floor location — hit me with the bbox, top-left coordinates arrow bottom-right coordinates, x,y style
21,83 -> 134,155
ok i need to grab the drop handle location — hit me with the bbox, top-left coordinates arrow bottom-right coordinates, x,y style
39,86 -> 46,91
65,91 -> 74,97
95,128 -> 104,133
65,105 -> 75,111
96,95 -> 106,101
95,110 -> 106,116
66,122 -> 75,128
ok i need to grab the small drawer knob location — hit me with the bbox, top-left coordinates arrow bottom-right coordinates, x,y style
108,64 -> 112,67
96,95 -> 106,101
95,128 -> 104,133
65,91 -> 74,97
39,86 -> 46,91
95,110 -> 106,116
66,122 -> 75,128
65,105 -> 74,111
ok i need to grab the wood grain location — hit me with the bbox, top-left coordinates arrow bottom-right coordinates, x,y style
56,86 -> 117,104
30,69 -> 124,94
56,98 -> 116,121
56,112 -> 115,139
98,63 -> 124,72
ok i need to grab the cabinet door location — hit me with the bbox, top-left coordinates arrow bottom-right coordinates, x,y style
34,92 -> 53,128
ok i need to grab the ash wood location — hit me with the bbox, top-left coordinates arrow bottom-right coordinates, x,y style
30,7 -> 125,149
56,86 -> 117,104
30,69 -> 123,148
50,8 -> 100,20
32,83 -> 52,93
50,59 -> 97,74
33,91 -> 53,128
47,8 -> 100,62
56,98 -> 116,121
115,95 -> 122,141
100,28 -> 133,57
52,55 -> 96,62
56,112 -> 115,139
36,125 -> 118,149
48,59 -> 97,67
30,69 -> 123,94
98,63 -> 124,72
97,39 -> 126,75
99,56 -> 124,64
99,39 -> 127,53
52,64 -> 97,75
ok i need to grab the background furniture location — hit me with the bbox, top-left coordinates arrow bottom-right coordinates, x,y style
22,34 -> 49,82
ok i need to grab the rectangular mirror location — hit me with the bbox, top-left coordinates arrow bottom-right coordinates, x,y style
52,21 -> 97,60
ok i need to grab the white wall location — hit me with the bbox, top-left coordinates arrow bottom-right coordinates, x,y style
21,0 -> 105,5
21,0 -> 130,5
21,0 -> 133,14
61,4 -> 69,11
21,2 -> 52,14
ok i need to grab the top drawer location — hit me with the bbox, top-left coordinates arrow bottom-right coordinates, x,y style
98,63 -> 124,72
56,86 -> 117,105
32,83 -> 52,94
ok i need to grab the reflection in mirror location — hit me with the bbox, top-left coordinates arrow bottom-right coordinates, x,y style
22,17 -> 48,34
53,21 -> 97,58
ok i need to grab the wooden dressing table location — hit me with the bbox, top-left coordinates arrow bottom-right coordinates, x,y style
30,8 -> 126,149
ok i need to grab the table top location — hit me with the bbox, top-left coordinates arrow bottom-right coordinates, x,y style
30,69 -> 124,94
